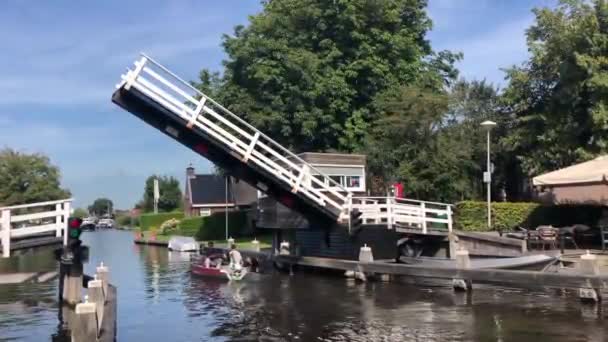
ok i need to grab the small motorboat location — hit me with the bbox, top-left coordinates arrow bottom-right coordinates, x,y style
168,236 -> 199,252
191,256 -> 248,281
398,254 -> 558,271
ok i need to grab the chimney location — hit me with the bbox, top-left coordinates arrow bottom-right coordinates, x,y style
186,163 -> 195,179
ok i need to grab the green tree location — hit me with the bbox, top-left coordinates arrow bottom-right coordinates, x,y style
195,0 -> 460,152
72,207 -> 89,219
363,79 -> 507,202
502,0 -> 608,176
141,175 -> 182,213
88,198 -> 113,217
0,148 -> 70,206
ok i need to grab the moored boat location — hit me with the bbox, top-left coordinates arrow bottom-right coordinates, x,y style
168,236 -> 199,252
398,254 -> 557,271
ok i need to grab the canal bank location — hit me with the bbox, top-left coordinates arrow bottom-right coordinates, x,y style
1,230 -> 607,341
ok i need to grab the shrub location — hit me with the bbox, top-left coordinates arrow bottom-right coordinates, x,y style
179,217 -> 205,237
116,215 -> 132,227
455,201 -> 608,232
159,218 -> 181,235
140,212 -> 184,231
168,211 -> 251,241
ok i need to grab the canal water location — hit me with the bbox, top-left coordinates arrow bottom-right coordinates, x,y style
1,230 -> 606,341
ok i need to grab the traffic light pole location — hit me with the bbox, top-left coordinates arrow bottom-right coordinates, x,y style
56,218 -> 89,306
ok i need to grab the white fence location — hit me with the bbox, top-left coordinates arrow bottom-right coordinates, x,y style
118,55 -> 349,216
0,199 -> 72,257
345,197 -> 453,234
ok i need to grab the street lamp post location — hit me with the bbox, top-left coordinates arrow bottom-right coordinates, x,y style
481,120 -> 497,230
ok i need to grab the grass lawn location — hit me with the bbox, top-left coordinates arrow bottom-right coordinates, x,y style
138,231 -> 272,250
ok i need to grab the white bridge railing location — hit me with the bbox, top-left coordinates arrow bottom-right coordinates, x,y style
117,54 -> 454,233
118,55 -> 349,216
0,199 -> 72,257
345,197 -> 453,234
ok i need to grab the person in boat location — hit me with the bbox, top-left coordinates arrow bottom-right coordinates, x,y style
228,244 -> 243,271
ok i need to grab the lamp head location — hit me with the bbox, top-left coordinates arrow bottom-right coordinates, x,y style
480,120 -> 497,131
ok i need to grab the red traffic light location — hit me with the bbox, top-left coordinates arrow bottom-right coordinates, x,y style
69,217 -> 82,229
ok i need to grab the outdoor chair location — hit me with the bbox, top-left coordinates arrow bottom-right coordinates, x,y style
557,226 -> 579,250
536,225 -> 558,250
522,227 -> 541,250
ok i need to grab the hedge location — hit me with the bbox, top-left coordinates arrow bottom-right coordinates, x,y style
455,201 -> 608,232
140,212 -> 184,231
168,211 -> 249,241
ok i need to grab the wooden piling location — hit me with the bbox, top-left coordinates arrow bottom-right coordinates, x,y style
88,276 -> 105,335
578,251 -> 602,303
62,262 -> 83,306
356,244 -> 374,282
73,296 -> 97,342
453,249 -> 472,292
251,239 -> 260,252
96,262 -> 109,299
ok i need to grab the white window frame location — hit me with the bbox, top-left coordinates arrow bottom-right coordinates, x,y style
308,164 -> 366,192
199,208 -> 211,217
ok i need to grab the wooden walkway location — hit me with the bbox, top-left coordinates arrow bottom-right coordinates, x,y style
0,271 -> 58,285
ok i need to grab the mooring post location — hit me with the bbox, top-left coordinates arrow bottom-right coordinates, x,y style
73,295 -> 98,342
62,261 -> 83,306
88,275 -> 105,336
453,249 -> 472,292
448,233 -> 458,260
96,262 -> 109,300
279,241 -> 293,275
228,237 -> 235,247
578,251 -> 601,303
251,238 -> 260,252
358,244 -> 374,262
356,244 -> 374,282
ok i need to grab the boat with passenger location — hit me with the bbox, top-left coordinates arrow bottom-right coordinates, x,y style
191,244 -> 248,281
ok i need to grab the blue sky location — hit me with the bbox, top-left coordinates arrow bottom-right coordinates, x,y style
0,0 -> 554,209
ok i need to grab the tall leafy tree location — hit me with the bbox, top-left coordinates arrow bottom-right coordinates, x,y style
363,80 -> 505,202
195,0 -> 460,152
88,198 -> 113,217
72,208 -> 89,219
502,0 -> 608,176
141,175 -> 182,213
0,148 -> 70,206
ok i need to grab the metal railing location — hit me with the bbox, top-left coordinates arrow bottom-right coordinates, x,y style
118,54 -> 350,216
344,197 -> 453,234
0,198 -> 72,257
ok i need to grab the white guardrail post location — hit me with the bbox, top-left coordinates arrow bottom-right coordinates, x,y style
420,202 -> 427,234
386,197 -> 393,229
62,201 -> 71,246
447,205 -> 453,233
1,209 -> 11,258
55,202 -> 63,238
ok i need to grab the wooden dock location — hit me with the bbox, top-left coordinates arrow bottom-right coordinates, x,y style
133,238 -> 169,246
0,271 -> 58,285
274,255 -> 608,291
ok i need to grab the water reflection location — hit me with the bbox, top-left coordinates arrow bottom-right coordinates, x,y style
1,230 -> 607,342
